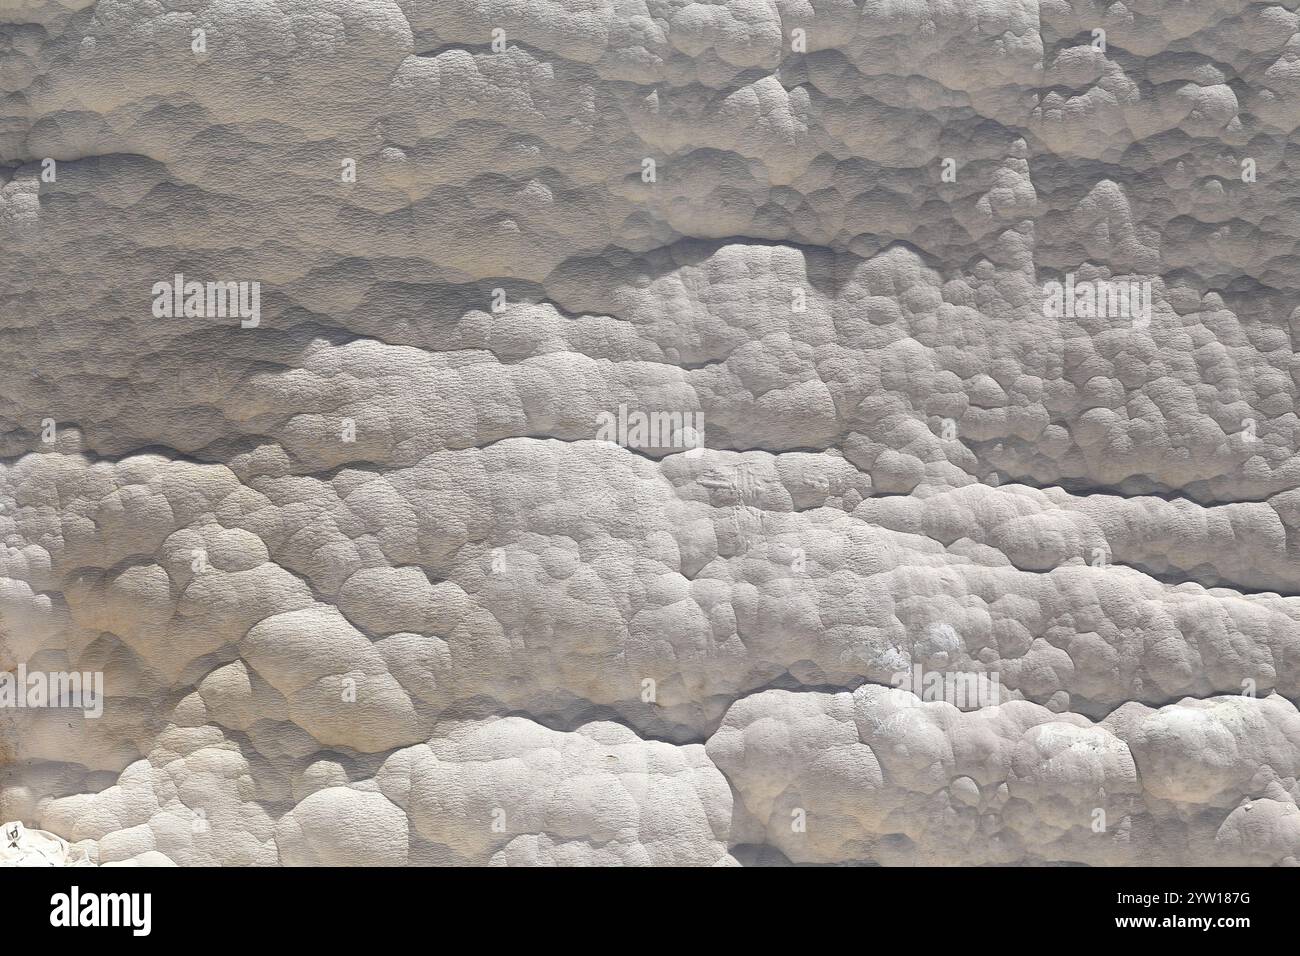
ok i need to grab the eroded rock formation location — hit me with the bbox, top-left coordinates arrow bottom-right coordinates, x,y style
3,0 -> 1300,865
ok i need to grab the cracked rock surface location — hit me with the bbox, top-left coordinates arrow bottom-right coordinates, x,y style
3,0 -> 1300,866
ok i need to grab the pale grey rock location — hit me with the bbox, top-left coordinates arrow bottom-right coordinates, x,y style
3,0 -> 1300,865
709,685 -> 1300,865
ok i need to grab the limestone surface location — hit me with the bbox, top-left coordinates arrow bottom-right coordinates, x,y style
3,0 -> 1300,865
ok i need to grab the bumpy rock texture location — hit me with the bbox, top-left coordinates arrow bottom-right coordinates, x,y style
3,0 -> 1300,866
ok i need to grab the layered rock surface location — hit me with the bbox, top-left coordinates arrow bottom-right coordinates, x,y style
2,0 -> 1300,865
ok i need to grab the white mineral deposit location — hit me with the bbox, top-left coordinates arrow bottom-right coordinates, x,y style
2,0 -> 1299,869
